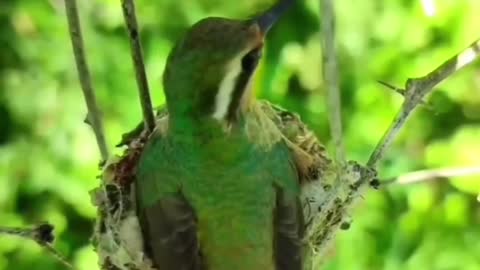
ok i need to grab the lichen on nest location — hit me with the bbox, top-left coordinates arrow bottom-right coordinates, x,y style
90,101 -> 376,270
90,109 -> 164,270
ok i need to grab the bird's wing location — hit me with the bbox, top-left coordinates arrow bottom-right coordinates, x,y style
258,100 -> 337,267
137,194 -> 202,270
135,135 -> 202,270
262,141 -> 305,270
274,185 -> 305,270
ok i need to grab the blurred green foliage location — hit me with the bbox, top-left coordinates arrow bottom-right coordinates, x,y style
0,0 -> 479,269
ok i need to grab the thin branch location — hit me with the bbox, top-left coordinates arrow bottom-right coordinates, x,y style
377,80 -> 432,109
121,0 -> 155,132
388,166 -> 480,185
320,0 -> 346,166
64,0 -> 109,161
0,223 -> 74,269
368,38 -> 480,167
377,80 -> 407,96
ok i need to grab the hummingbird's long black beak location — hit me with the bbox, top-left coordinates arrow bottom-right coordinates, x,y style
256,0 -> 295,34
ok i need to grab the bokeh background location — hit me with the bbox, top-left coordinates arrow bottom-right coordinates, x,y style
1,0 -> 479,269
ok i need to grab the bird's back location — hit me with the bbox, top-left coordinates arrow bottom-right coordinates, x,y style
184,139 -> 293,270
136,104 -> 303,270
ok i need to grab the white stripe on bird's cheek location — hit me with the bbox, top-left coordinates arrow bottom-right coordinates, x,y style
211,55 -> 243,120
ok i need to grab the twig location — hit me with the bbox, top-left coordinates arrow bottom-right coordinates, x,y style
121,0 -> 155,132
377,80 -> 406,96
64,0 -> 109,161
0,223 -> 74,269
368,38 -> 480,167
320,0 -> 346,166
377,80 -> 432,109
388,166 -> 480,185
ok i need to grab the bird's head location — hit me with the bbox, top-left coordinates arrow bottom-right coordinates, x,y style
163,0 -> 294,128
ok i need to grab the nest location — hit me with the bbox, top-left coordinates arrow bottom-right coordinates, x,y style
90,101 -> 375,270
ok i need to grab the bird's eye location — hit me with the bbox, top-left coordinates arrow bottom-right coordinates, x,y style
241,47 -> 262,72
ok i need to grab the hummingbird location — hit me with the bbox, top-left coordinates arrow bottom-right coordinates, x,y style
135,1 -> 306,270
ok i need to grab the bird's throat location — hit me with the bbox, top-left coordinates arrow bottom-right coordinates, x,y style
212,48 -> 260,124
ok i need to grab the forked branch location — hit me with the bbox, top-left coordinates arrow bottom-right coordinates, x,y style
368,38 -> 480,167
64,0 -> 109,161
121,0 -> 156,132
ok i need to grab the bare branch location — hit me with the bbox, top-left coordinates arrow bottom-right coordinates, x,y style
0,223 -> 74,269
320,0 -> 346,165
64,0 -> 109,161
121,0 -> 156,132
368,38 -> 480,167
388,167 -> 480,185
